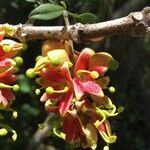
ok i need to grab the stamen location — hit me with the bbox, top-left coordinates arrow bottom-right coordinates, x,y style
46,86 -> 69,94
0,83 -> 19,91
76,69 -> 99,79
26,68 -> 36,78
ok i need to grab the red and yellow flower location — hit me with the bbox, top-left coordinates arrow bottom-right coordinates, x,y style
26,40 -> 122,149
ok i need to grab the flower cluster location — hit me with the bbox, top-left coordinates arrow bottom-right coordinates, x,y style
0,25 -> 25,109
0,24 -> 25,140
27,40 -> 123,149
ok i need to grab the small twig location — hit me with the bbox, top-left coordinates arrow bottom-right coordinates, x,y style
63,10 -> 75,67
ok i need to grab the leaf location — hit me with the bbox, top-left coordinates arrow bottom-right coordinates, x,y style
48,0 -> 55,3
25,0 -> 36,2
76,13 -> 97,24
29,3 -> 65,20
18,74 -> 34,93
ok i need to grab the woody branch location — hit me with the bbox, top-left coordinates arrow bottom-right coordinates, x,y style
2,7 -> 150,43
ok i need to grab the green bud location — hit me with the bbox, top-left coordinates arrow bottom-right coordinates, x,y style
12,84 -> 20,92
26,68 -> 36,78
4,24 -> 15,36
12,111 -> 18,119
35,55 -> 43,62
12,133 -> 17,141
13,57 -> 23,66
90,71 -> 99,79
0,128 -> 8,136
108,59 -> 119,70
2,45 -> 11,52
22,43 -> 28,50
117,106 -> 124,113
103,146 -> 109,150
35,89 -> 41,95
46,87 -> 54,94
109,86 -> 115,93
50,57 -> 61,66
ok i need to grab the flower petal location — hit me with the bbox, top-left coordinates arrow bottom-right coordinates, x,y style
89,52 -> 119,70
85,123 -> 98,150
74,48 -> 95,72
91,66 -> 108,76
91,95 -> 109,106
63,115 -> 78,142
0,89 -> 15,108
0,71 -> 17,84
73,77 -> 84,100
81,80 -> 104,97
60,62 -> 72,82
47,49 -> 69,66
96,77 -> 110,89
59,89 -> 73,116
0,58 -> 14,74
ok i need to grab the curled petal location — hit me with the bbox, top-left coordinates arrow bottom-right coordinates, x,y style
74,48 -> 95,72
89,52 -> 119,70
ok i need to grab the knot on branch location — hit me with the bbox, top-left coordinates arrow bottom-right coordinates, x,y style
69,23 -> 85,43
15,24 -> 28,42
131,7 -> 150,36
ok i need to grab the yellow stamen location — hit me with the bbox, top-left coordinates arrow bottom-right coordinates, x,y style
76,69 -> 99,79
46,86 -> 69,94
0,83 -> 19,91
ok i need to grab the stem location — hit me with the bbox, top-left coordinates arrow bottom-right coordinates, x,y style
63,10 -> 75,75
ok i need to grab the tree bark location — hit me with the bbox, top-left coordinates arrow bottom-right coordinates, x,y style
1,7 -> 149,43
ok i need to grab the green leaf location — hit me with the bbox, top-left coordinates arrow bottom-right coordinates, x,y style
76,13 -> 97,24
25,0 -> 36,2
48,0 -> 55,3
29,3 -> 65,20
18,74 -> 33,93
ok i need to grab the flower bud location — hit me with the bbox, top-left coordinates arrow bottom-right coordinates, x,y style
12,84 -> 20,92
0,128 -> 8,136
26,68 -> 36,78
13,57 -> 23,66
12,111 -> 18,119
46,87 -> 54,94
109,87 -> 115,93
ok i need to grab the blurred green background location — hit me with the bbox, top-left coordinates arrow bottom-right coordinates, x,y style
0,0 -> 150,150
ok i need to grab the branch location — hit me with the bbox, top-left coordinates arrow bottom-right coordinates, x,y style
3,7 -> 150,43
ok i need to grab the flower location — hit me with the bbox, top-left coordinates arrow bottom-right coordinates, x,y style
26,49 -> 74,116
0,26 -> 25,109
26,40 -> 121,149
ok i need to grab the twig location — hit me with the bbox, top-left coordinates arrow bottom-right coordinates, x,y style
2,7 -> 150,43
